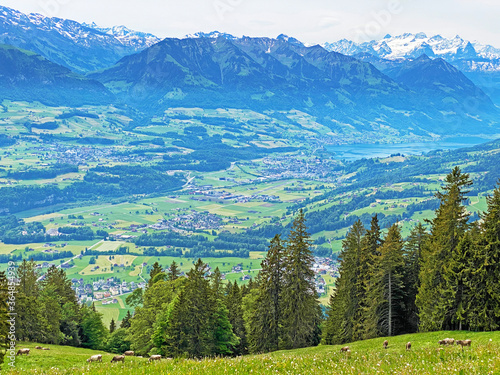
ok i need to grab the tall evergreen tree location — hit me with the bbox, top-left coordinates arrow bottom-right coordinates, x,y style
322,220 -> 365,345
281,210 -> 321,349
42,266 -> 81,345
225,281 -> 248,355
456,182 -> 500,331
417,167 -> 472,331
120,310 -> 133,329
109,318 -> 116,334
128,279 -> 179,355
356,215 -> 383,340
15,260 -> 45,342
167,261 -> 181,281
248,235 -> 285,353
148,262 -> 163,287
403,223 -> 427,333
365,224 -> 405,337
164,259 -> 237,358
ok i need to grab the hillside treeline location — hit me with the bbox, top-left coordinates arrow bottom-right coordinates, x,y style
127,210 -> 321,357
323,167 -> 500,345
5,211 -> 321,358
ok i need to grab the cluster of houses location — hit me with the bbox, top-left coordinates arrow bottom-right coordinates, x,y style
312,256 -> 340,295
70,277 -> 146,304
187,187 -> 281,204
150,211 -> 222,231
260,155 -> 340,181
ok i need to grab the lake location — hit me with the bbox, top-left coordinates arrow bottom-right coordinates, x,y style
327,137 -> 494,161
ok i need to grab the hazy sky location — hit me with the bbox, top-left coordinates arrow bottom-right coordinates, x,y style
2,0 -> 500,46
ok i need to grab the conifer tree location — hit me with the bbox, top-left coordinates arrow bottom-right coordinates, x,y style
322,220 -> 365,344
167,261 -> 181,281
417,167 -> 472,331
225,281 -> 248,354
248,235 -> 285,353
148,262 -> 163,287
403,223 -> 427,333
356,215 -> 383,340
365,224 -> 405,337
474,182 -> 500,330
109,318 -> 116,334
165,259 -> 237,358
15,260 -> 45,342
281,210 -> 321,349
455,182 -> 500,331
120,310 -> 133,329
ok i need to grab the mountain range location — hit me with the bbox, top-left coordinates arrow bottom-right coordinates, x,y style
323,33 -> 500,71
0,5 -> 499,138
0,5 -> 159,73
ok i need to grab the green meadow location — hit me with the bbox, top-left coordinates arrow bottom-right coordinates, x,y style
5,331 -> 500,374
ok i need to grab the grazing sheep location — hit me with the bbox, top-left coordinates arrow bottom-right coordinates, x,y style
456,339 -> 472,347
16,349 -> 30,356
87,354 -> 102,363
406,342 -> 411,350
148,354 -> 162,362
439,338 -> 455,346
111,355 -> 125,363
383,340 -> 388,349
42,348 -> 50,350
35,346 -> 42,350
124,351 -> 134,356
340,346 -> 350,353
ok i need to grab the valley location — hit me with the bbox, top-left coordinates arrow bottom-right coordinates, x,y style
0,98 -> 498,324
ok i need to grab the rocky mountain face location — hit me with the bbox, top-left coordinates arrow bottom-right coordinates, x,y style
89,35 -> 498,135
0,4 -> 497,137
0,44 -> 112,106
0,5 -> 160,73
324,33 -> 500,105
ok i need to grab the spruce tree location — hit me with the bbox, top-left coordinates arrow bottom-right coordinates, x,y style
403,223 -> 427,333
109,318 -> 116,334
225,281 -> 248,355
165,259 -> 237,358
168,261 -> 181,281
148,262 -> 163,287
248,234 -> 285,353
15,260 -> 45,342
366,224 -> 405,337
416,167 -> 472,331
120,310 -> 133,329
476,183 -> 500,329
281,210 -> 321,349
460,182 -> 500,330
356,215 -> 383,340
322,220 -> 365,344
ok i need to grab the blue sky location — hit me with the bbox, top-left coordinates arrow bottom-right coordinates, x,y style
2,0 -> 499,46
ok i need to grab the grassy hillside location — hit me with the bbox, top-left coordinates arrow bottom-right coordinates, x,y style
6,330 -> 500,374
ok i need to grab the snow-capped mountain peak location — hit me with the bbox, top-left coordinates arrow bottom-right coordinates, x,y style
323,32 -> 500,61
184,31 -> 238,40
322,32 -> 500,73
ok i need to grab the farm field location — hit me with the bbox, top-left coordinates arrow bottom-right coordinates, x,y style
5,330 -> 500,374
